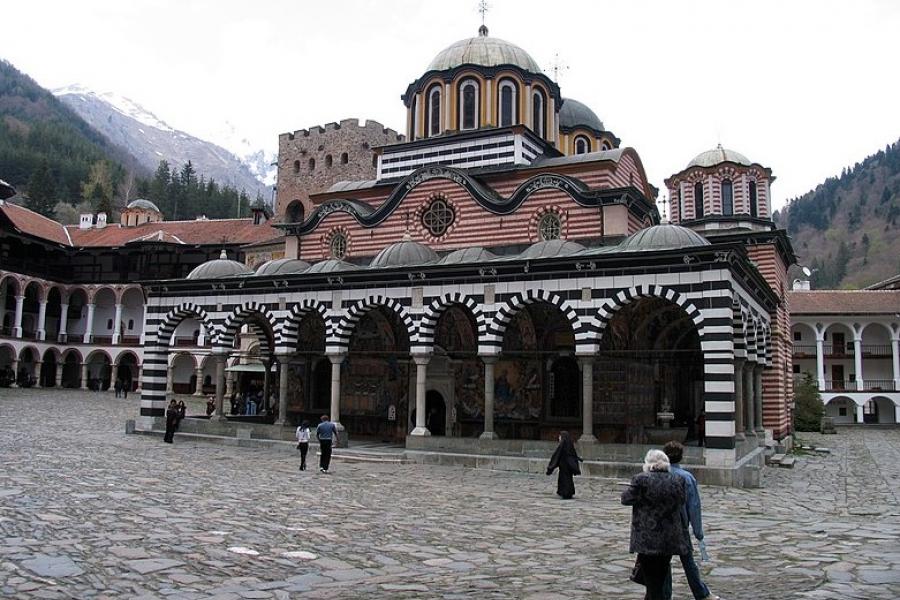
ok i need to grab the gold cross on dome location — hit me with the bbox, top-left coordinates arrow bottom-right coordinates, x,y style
478,0 -> 490,25
548,53 -> 569,82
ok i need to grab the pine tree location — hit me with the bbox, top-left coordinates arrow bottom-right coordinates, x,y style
25,160 -> 57,217
793,373 -> 824,432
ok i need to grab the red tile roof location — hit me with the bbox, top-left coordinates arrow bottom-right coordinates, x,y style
67,219 -> 279,247
0,201 -> 280,248
0,201 -> 71,245
788,290 -> 900,315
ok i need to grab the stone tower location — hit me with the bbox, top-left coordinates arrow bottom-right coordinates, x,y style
275,119 -> 404,221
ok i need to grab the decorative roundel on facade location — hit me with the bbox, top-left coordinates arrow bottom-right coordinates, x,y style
538,212 -> 562,241
421,194 -> 456,237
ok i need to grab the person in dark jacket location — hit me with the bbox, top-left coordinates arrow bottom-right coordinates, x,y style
621,449 -> 691,600
163,399 -> 179,443
546,431 -> 582,499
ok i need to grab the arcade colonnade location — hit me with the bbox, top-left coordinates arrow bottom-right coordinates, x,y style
140,270 -> 773,469
0,270 -> 145,390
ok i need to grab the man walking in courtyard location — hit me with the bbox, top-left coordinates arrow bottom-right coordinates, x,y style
663,441 -> 720,600
316,414 -> 339,473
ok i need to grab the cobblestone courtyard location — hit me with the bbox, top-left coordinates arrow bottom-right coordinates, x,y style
1,389 -> 898,599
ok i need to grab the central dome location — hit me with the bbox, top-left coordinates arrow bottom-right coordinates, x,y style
427,27 -> 543,74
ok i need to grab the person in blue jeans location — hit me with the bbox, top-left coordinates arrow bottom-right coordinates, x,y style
663,441 -> 720,600
316,414 -> 339,473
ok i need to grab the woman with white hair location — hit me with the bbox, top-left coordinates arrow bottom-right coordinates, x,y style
621,449 -> 691,600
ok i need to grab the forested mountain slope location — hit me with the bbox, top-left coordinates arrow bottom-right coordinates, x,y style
775,139 -> 900,289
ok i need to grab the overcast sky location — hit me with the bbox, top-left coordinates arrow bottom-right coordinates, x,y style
3,0 -> 899,209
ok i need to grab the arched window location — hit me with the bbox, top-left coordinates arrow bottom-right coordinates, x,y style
341,152 -> 349,165
693,181 -> 704,218
308,158 -> 315,171
601,142 -> 611,151
410,95 -> 418,140
128,319 -> 134,330
498,79 -> 517,127
286,200 -> 305,223
574,135 -> 591,155
427,85 -> 442,137
749,181 -> 758,217
325,154 -> 333,168
459,79 -> 479,130
292,160 -> 300,174
330,233 -> 347,259
532,89 -> 546,138
372,154 -> 378,168
721,179 -> 734,216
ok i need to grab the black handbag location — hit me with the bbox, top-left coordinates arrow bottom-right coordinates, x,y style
630,556 -> 646,586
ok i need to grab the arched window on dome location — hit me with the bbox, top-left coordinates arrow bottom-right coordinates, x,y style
459,79 -> 479,131
601,141 -> 611,151
498,79 -> 518,127
427,85 -> 442,137
532,89 -> 546,138
721,179 -> 734,216
410,94 -> 419,140
693,181 -> 704,219
749,181 -> 759,218
574,135 -> 591,155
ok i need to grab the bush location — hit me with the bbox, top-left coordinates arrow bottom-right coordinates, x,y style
793,373 -> 825,432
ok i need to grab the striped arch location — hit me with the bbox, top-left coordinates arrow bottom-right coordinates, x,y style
415,293 -> 487,351
331,295 -> 416,351
216,301 -> 277,356
746,315 -> 760,363
485,289 -> 581,351
594,285 -> 705,343
275,299 -> 331,354
157,303 -> 218,347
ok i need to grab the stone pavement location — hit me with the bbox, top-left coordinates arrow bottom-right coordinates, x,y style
1,389 -> 898,599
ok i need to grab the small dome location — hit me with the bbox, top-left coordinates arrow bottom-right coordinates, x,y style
370,236 -> 439,269
186,249 -> 253,279
688,144 -> 752,168
618,224 -> 711,252
519,239 -> 586,260
427,28 -> 543,74
254,258 -> 311,276
126,198 -> 160,212
306,259 -> 359,274
559,98 -> 604,132
439,247 -> 497,265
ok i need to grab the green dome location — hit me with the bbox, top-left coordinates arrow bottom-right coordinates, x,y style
427,27 -> 543,74
688,144 -> 752,168
559,98 -> 604,132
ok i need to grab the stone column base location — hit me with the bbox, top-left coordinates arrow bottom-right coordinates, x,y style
479,431 -> 498,440
410,427 -> 431,437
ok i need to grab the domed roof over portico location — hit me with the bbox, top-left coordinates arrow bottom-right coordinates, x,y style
186,250 -> 252,279
518,238 -> 586,260
306,259 -> 359,274
618,224 -> 710,252
370,235 -> 439,268
687,144 -> 752,169
254,258 -> 311,276
426,26 -> 543,74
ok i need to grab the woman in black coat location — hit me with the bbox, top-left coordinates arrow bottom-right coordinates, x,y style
163,400 -> 179,444
546,431 -> 582,499
621,449 -> 691,600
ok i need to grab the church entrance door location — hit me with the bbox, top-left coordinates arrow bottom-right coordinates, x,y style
425,390 -> 446,436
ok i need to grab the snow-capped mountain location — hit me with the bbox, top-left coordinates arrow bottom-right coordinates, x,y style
53,85 -> 273,199
200,120 -> 277,186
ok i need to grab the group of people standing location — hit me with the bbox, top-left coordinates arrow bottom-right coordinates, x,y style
547,434 -> 718,600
